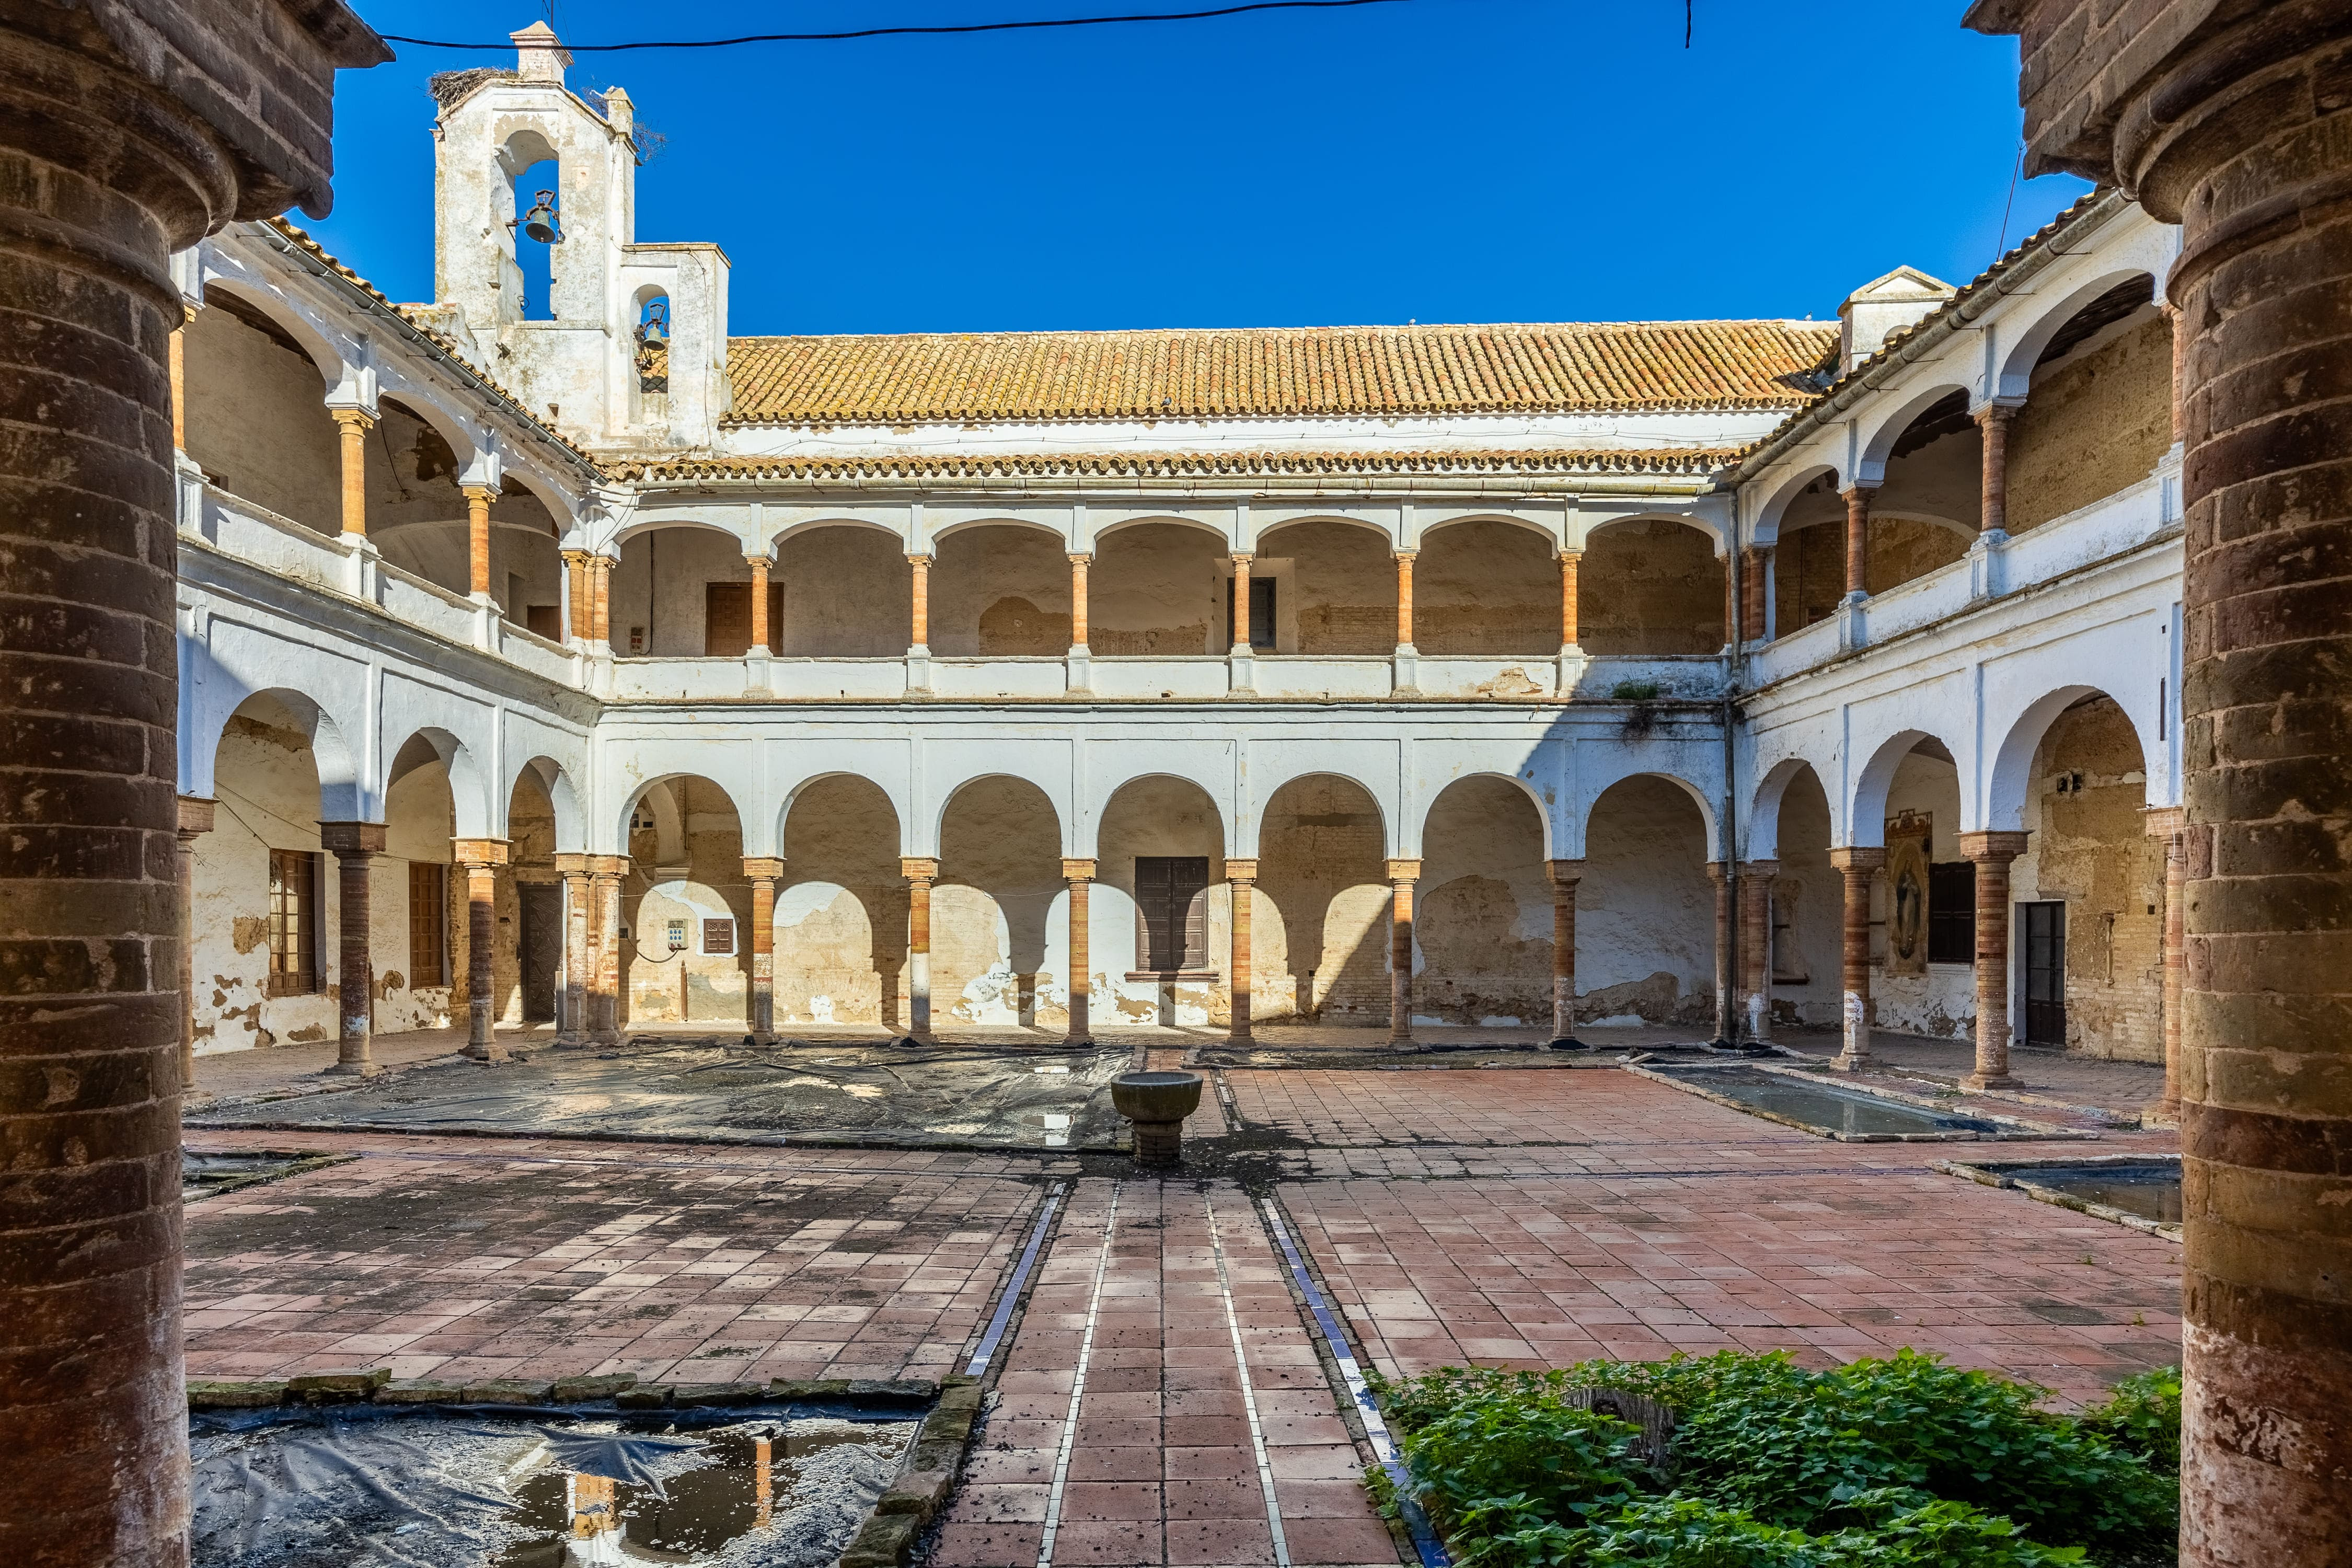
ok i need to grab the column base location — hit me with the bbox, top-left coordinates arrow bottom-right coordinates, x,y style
321,1058 -> 381,1078
1389,1038 -> 1425,1054
1960,1071 -> 2019,1092
2141,1097 -> 2181,1129
1064,1033 -> 1093,1047
463,1041 -> 510,1064
1829,1053 -> 1869,1073
1548,1035 -> 1588,1052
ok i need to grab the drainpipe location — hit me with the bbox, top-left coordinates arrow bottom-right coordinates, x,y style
1721,523 -> 1743,1049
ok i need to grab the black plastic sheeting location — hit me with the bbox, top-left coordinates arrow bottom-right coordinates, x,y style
192,1041 -> 1133,1149
190,1405 -> 912,1567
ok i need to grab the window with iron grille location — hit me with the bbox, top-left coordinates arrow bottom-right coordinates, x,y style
1134,857 -> 1210,972
1928,860 -> 1977,965
409,861 -> 448,986
268,848 -> 319,996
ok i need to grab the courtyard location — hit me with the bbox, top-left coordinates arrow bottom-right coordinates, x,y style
182,1031 -> 2180,1566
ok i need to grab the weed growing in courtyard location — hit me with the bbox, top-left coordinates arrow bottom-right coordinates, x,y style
1371,1351 -> 2178,1567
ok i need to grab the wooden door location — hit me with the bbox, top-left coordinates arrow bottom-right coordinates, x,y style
2022,901 -> 2065,1047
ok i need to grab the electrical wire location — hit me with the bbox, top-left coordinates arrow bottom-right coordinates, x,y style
382,0 -> 1409,52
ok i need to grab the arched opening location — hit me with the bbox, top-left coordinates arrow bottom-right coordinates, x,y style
2002,693 -> 2162,1061
620,777 -> 749,1028
1858,735 -> 1974,1041
1578,520 -> 1725,655
367,396 -> 566,636
631,287 -> 671,427
610,524 -> 754,656
501,764 -> 564,1030
501,130 -> 561,322
1866,388 -> 1982,589
1095,776 -> 1229,1028
1089,522 -> 1226,655
1415,520 -> 1559,655
1579,775 -> 1714,1028
180,289 -> 338,532
936,777 -> 1065,1029
1416,776 -> 1550,1025
2006,277 -> 2169,533
1253,518 -> 1394,655
378,733 -> 460,1036
776,775 -> 907,1031
932,524 -> 1070,657
1255,774 -> 1388,1023
772,524 -> 912,658
1773,476 -> 1852,632
1758,763 -> 1841,1033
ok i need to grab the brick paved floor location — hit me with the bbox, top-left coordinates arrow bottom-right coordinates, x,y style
183,1131 -> 1051,1385
929,1178 -> 1399,1568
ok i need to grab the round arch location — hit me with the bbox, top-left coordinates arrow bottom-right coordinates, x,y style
1583,768 -> 1720,857
1417,511 -> 1562,548
933,771 -> 1066,858
1984,684 -> 2154,833
1092,773 -> 1230,861
777,769 -> 907,860
612,515 -> 747,550
376,388 -> 487,476
1087,513 -> 1236,549
614,772 -> 750,862
1994,269 -> 2161,401
1241,766 -> 1392,859
1252,512 -> 1399,551
1748,462 -> 1842,548
767,514 -> 909,550
928,515 -> 1071,546
1421,771 -> 1554,862
208,687 -> 363,823
1576,510 -> 1730,559
1748,756 -> 1829,861
506,755 -> 584,852
1848,728 -> 1961,849
382,725 -> 492,839
1855,380 -> 1976,480
199,277 -> 344,392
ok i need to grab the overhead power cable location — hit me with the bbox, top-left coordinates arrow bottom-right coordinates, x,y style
382,0 -> 1409,52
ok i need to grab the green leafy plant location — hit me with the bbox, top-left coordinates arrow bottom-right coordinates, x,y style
1372,1352 -> 2174,1568
2077,1366 -> 2181,1472
1611,679 -> 1664,701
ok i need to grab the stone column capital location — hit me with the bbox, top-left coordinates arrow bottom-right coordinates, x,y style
1740,859 -> 1781,878
1224,858 -> 1259,883
1392,548 -> 1418,561
1547,858 -> 1585,888
585,853 -> 630,877
742,856 -> 785,880
744,551 -> 772,569
1066,551 -> 1092,565
1828,846 -> 1887,873
319,821 -> 387,857
461,483 -> 497,504
177,795 -> 217,838
1957,830 -> 2030,864
1062,858 -> 1097,883
1559,546 -> 1583,561
1385,858 -> 1421,883
905,552 -> 932,566
2142,806 -> 2187,837
1840,480 -> 1881,499
329,406 -> 375,432
552,852 -> 592,875
451,836 -> 511,868
1228,552 -> 1254,566
901,857 -> 939,883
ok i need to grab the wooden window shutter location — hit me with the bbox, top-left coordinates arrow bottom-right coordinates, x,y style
1182,884 -> 1208,971
705,582 -> 751,655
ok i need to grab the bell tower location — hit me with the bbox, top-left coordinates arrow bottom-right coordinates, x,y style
426,23 -> 729,452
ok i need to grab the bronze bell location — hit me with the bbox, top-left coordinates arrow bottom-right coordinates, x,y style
521,189 -> 560,244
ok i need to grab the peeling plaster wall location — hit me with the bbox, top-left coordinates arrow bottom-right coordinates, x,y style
2008,313 -> 2173,533
182,303 -> 337,532
1091,524 -> 1221,656
192,703 -> 455,1054
1260,521 -> 1394,656
2012,696 -> 2162,1061
622,778 -> 750,1023
1871,752 -> 1974,1038
1768,766 -> 1842,1028
1416,521 -> 1560,656
1412,776 -> 1551,1024
777,527 -> 911,658
1580,520 -> 1723,655
1577,775 -> 1714,1024
934,525 -> 1074,658
614,528 -> 752,655
935,777 -> 1066,1028
775,775 -> 906,1028
1256,775 -> 1389,1021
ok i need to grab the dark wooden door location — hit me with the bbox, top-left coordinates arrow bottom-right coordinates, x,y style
1134,857 -> 1210,972
518,883 -> 562,1022
2022,901 -> 2065,1047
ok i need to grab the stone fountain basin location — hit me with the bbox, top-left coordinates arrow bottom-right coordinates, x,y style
1110,1071 -> 1202,1124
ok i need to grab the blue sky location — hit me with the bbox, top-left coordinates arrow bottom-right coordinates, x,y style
308,0 -> 2093,336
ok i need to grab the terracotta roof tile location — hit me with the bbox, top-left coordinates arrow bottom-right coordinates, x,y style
614,448 -> 1737,484
721,321 -> 1835,426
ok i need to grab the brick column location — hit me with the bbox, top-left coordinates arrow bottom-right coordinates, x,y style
464,484 -> 494,599
0,8 -> 386,1559
1975,402 -> 2018,537
587,854 -> 627,1042
1704,861 -> 1733,1045
318,823 -> 385,1075
1828,847 -> 1885,1069
1229,553 -> 1253,650
1957,832 -> 2027,1090
1387,859 -> 1420,1047
747,555 -> 771,652
1842,483 -> 1875,598
589,555 -> 615,648
2143,809 -> 2187,1127
903,857 -> 938,1042
1063,859 -> 1094,1044
177,797 -> 216,1090
907,555 -> 930,650
170,306 -> 192,452
1548,859 -> 1584,1049
453,838 -> 509,1063
331,408 -> 372,536
1559,548 -> 1582,649
555,853 -> 590,1045
562,550 -> 590,643
1739,860 -> 1778,1043
1393,550 -> 1415,650
1068,554 -> 1090,650
1226,858 -> 1257,1044
744,857 -> 781,1044
1740,546 -> 1770,644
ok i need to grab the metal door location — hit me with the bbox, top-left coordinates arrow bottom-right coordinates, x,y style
2022,901 -> 2065,1047
518,883 -> 562,1022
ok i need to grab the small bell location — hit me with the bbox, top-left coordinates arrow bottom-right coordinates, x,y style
521,189 -> 561,244
640,298 -> 669,340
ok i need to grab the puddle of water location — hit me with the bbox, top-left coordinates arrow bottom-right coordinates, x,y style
190,1409 -> 913,1568
1654,1065 -> 2002,1137
2002,1162 -> 2182,1225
